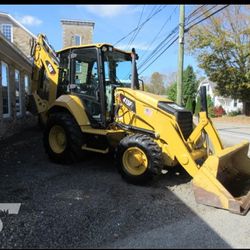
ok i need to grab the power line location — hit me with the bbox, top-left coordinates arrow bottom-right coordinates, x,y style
138,5 -> 203,70
139,6 -> 178,62
186,5 -> 218,26
126,5 -> 146,50
138,25 -> 179,69
139,36 -> 179,75
185,4 -> 207,23
114,5 -> 166,46
138,4 -> 229,76
185,5 -> 229,32
138,25 -> 179,71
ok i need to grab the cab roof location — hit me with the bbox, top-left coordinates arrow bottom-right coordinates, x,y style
57,43 -> 131,55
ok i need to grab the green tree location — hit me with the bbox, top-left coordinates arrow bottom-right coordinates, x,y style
166,65 -> 198,105
207,94 -> 215,117
146,72 -> 166,95
182,65 -> 199,105
166,82 -> 177,102
185,96 -> 193,113
187,5 -> 250,103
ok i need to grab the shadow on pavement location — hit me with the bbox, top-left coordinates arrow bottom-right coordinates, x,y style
0,126 -> 231,248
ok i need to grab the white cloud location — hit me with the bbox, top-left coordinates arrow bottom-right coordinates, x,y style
116,43 -> 151,51
78,5 -> 129,18
18,15 -> 43,26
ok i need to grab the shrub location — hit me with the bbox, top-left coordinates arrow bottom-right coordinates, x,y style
208,106 -> 215,117
213,105 -> 226,117
227,109 -> 241,116
194,96 -> 201,116
207,95 -> 214,109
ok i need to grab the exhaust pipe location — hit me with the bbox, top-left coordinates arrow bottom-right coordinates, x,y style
131,48 -> 139,90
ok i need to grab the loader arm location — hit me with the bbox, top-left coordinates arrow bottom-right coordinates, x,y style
28,34 -> 60,115
115,88 -> 250,215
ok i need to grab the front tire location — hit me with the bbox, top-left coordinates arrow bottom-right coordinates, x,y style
116,134 -> 163,184
43,112 -> 84,164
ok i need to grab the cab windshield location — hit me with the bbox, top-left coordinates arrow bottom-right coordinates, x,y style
103,49 -> 132,87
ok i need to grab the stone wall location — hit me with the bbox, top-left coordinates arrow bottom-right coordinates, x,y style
0,14 -> 35,58
61,20 -> 95,48
13,26 -> 33,59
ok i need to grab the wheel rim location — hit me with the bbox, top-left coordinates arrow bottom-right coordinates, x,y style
49,125 -> 67,154
122,147 -> 148,176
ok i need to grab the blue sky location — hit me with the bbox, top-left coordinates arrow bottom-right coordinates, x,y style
0,4 -> 203,81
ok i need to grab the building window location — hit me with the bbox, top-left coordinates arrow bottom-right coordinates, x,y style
24,74 -> 31,114
1,24 -> 13,42
234,99 -> 237,107
1,61 -> 10,117
24,74 -> 30,95
15,69 -> 21,115
73,35 -> 81,46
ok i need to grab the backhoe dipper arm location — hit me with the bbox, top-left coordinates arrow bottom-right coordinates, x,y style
29,34 -> 60,114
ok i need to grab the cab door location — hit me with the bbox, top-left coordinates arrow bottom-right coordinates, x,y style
69,48 -> 106,128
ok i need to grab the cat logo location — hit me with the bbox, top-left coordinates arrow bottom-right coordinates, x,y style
45,60 -> 56,75
120,94 -> 136,112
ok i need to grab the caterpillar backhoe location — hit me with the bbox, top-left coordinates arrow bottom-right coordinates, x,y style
27,34 -> 250,215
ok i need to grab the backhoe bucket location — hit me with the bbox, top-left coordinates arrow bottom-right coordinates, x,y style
192,141 -> 250,215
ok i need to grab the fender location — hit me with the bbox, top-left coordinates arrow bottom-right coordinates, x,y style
49,95 -> 90,126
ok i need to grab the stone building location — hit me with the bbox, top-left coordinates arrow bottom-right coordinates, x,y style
0,12 -> 36,58
0,13 -> 36,139
0,14 -> 96,139
61,19 -> 95,85
61,19 -> 95,48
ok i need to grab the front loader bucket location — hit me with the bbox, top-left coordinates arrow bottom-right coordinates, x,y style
192,141 -> 250,215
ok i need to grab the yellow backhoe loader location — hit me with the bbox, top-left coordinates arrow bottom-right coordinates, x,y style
27,34 -> 250,215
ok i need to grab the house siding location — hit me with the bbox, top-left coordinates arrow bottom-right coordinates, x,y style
198,78 -> 243,114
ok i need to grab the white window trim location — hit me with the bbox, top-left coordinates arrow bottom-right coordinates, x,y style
1,61 -> 11,118
1,23 -> 13,42
15,69 -> 22,116
24,74 -> 32,115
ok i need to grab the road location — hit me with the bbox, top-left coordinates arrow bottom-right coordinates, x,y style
0,121 -> 249,248
213,121 -> 250,155
193,117 -> 250,154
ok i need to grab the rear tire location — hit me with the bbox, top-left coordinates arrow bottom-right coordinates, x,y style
43,112 -> 84,164
116,134 -> 163,184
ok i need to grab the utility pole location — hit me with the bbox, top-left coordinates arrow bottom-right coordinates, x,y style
177,5 -> 185,106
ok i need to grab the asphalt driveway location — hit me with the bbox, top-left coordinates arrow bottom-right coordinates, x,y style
0,122 -> 249,248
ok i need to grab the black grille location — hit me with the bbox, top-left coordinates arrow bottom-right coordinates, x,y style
176,111 -> 193,140
158,101 -> 193,140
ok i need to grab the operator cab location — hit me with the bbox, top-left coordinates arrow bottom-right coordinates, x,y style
57,44 -> 134,128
